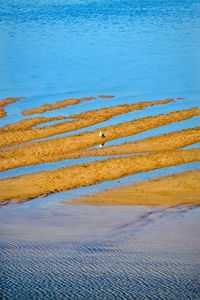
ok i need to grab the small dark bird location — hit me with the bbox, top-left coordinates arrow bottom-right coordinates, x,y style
99,131 -> 105,138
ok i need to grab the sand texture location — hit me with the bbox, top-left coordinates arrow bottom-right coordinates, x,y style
72,169 -> 200,206
22,98 -> 82,116
0,96 -> 199,204
1,107 -> 199,171
0,98 -> 173,147
0,148 -> 199,203
63,127 -> 200,159
0,97 -> 21,118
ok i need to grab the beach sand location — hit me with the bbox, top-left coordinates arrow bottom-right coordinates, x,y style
72,169 -> 200,206
64,127 -> 200,159
1,107 -> 200,171
0,148 -> 199,203
0,98 -> 173,147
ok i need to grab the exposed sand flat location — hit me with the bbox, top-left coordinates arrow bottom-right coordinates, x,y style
65,127 -> 200,159
0,97 -> 21,118
73,169 -> 200,206
22,98 -> 81,116
0,149 -> 199,203
1,108 -> 200,171
0,116 -> 65,133
22,96 -> 98,116
0,99 -> 173,147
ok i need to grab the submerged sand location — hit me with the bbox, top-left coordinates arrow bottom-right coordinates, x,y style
0,148 -> 199,203
72,169 -> 200,206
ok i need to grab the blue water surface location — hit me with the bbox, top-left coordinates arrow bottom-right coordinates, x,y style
0,0 -> 199,107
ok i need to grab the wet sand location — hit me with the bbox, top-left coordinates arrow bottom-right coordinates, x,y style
0,98 -> 173,147
1,107 -> 200,171
73,169 -> 200,206
0,148 -> 199,203
0,97 -> 21,118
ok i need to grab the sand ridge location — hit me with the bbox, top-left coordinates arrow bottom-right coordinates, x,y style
0,98 -> 173,147
21,95 -> 114,116
62,127 -> 200,159
1,107 -> 199,171
0,148 -> 199,203
72,169 -> 200,206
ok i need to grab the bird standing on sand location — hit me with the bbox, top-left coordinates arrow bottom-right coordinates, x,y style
99,131 -> 105,138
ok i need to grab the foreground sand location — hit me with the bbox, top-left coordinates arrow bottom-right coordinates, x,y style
72,169 -> 200,206
0,148 -> 199,203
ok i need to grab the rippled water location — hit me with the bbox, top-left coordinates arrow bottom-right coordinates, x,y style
0,0 -> 200,123
1,204 -> 200,300
1,0 -> 200,299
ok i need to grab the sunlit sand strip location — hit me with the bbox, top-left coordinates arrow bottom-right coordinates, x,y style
0,154 -> 140,179
64,127 -> 200,159
100,116 -> 200,148
0,116 -> 65,133
0,97 -> 21,118
0,99 -> 173,147
21,95 -> 113,116
22,98 -> 88,116
26,162 -> 199,206
72,169 -> 200,206
0,148 -> 199,203
33,98 -> 179,143
1,108 -> 200,171
1,125 -> 198,179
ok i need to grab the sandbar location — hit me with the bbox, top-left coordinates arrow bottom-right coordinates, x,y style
72,169 -> 200,206
64,127 -> 200,159
1,108 -> 199,171
0,148 -> 199,203
0,98 -> 173,147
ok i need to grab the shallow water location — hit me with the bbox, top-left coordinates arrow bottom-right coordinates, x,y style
1,0 -> 200,299
1,203 -> 200,300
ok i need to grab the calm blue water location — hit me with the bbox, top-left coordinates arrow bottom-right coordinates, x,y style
0,0 -> 200,109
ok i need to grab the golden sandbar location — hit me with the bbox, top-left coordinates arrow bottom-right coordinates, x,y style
0,107 -> 199,171
64,127 -> 200,159
0,98 -> 173,147
0,148 -> 199,203
72,169 -> 200,206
